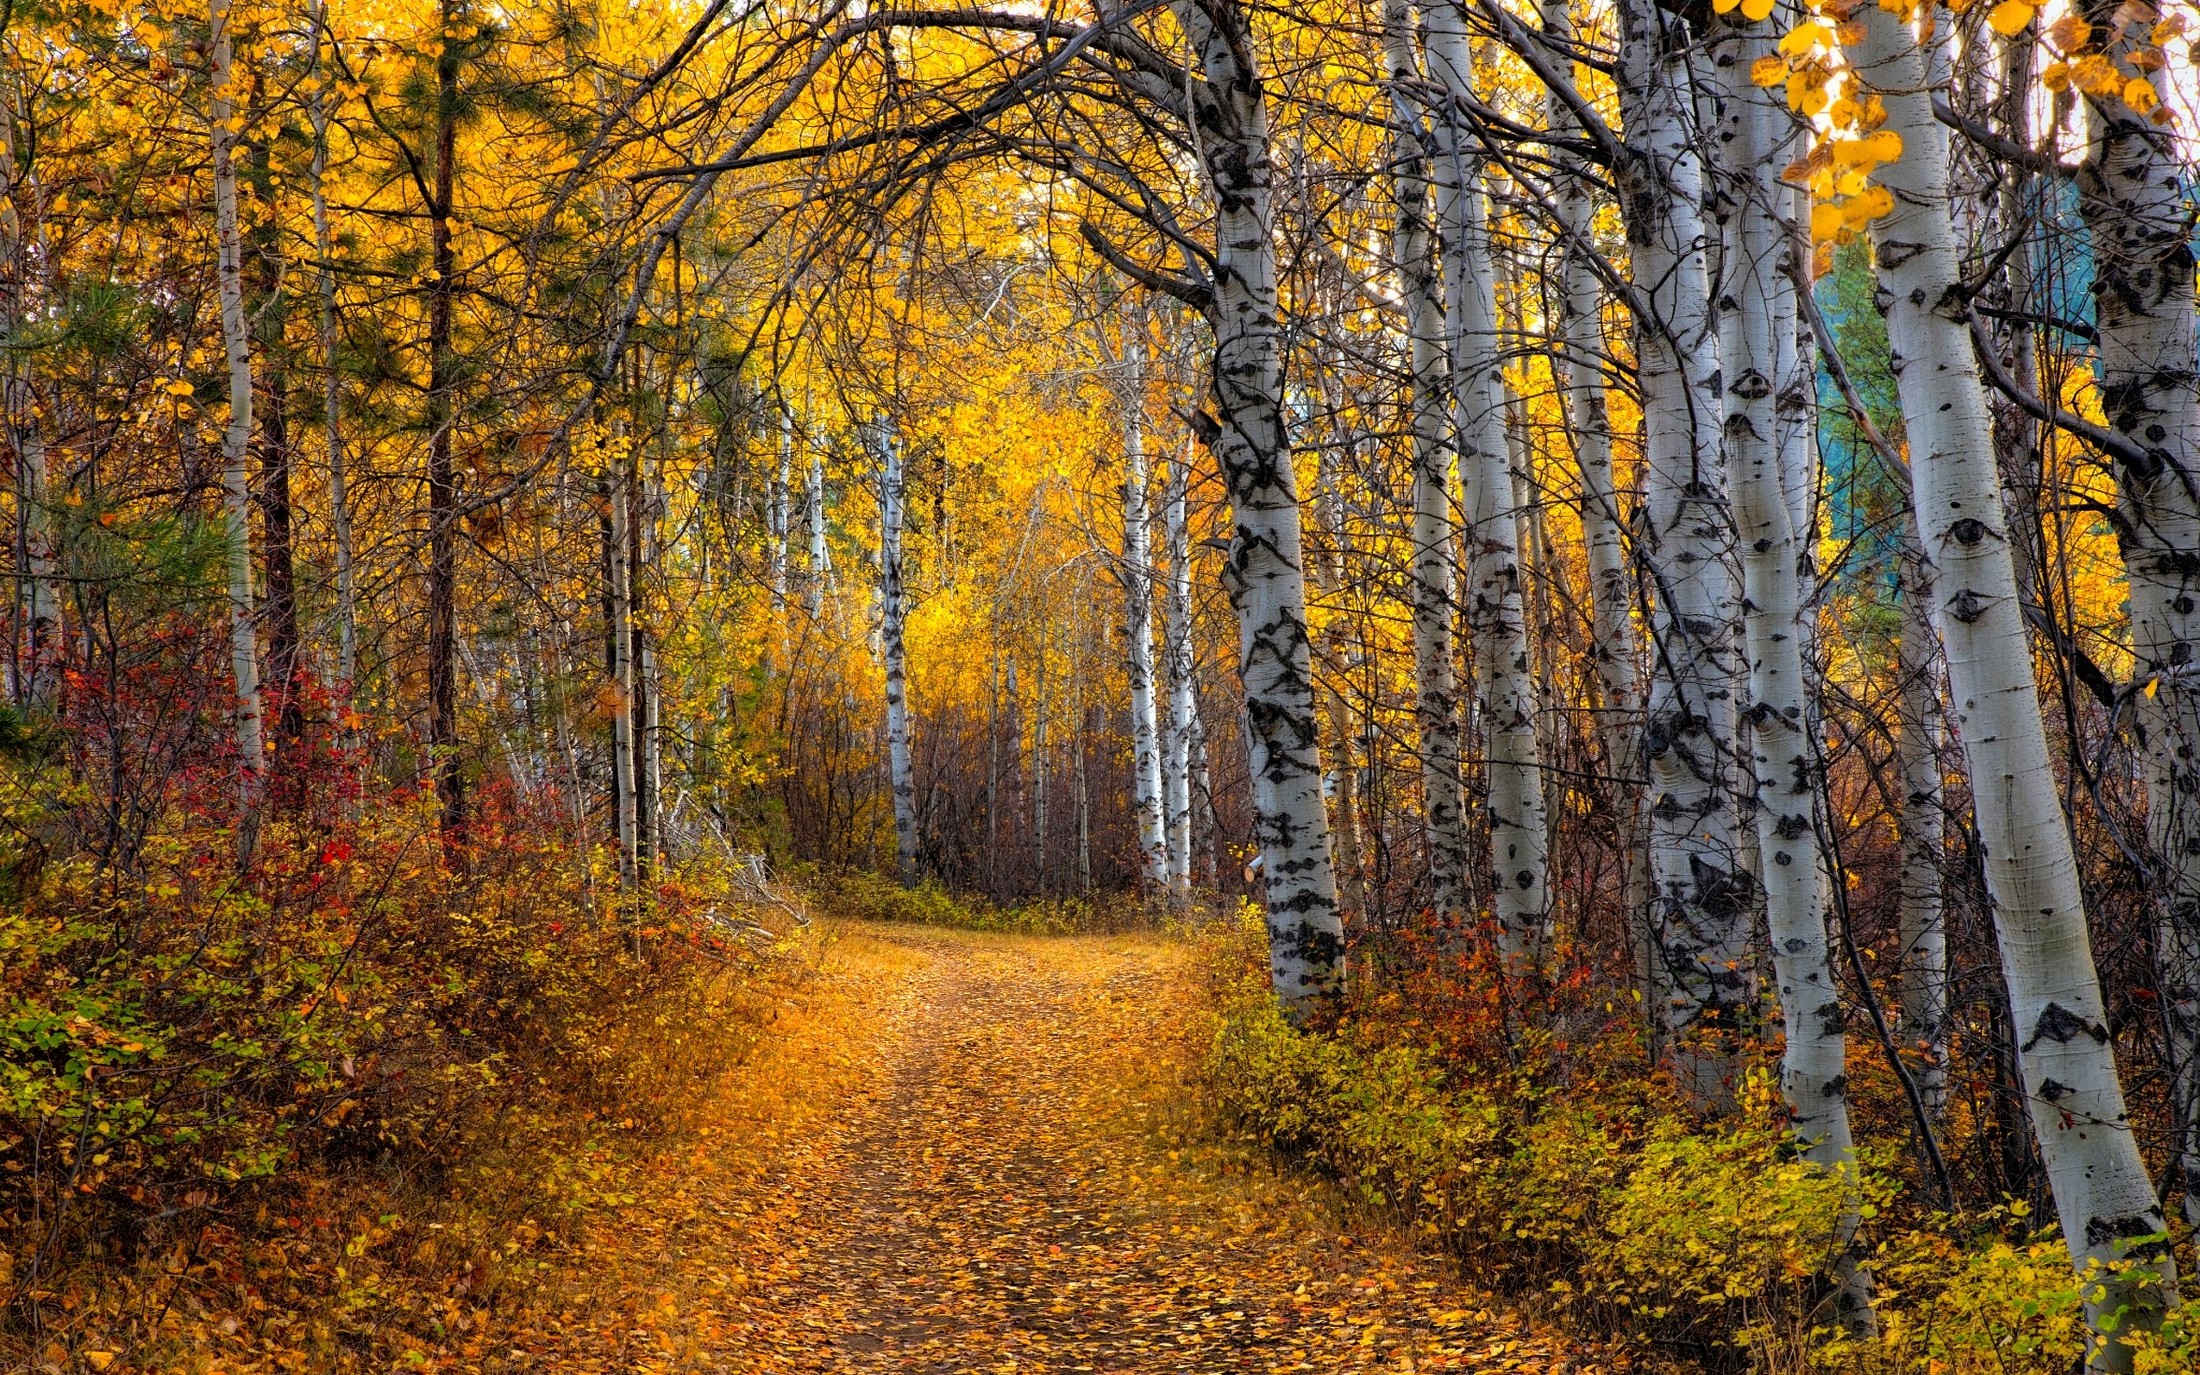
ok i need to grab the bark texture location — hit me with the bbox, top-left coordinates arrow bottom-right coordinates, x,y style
210,0 -> 265,859
2073,0 -> 2200,1231
1176,0 -> 1343,1009
1615,0 -> 1750,1097
1856,5 -> 2175,1355
1384,0 -> 1470,927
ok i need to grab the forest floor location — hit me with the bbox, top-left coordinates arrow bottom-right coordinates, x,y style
488,922 -> 1590,1374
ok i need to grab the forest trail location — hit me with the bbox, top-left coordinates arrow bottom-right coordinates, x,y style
497,924 -> 1578,1374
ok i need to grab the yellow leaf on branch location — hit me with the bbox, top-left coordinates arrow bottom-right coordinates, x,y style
1988,0 -> 2036,36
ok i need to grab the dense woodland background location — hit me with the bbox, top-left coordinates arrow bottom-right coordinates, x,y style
5,0 -> 2200,1368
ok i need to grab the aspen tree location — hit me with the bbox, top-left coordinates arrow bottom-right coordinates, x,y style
2067,0 -> 2200,1229
1716,14 -> 1862,1318
308,0 -> 356,703
1612,0 -> 1751,1095
1855,3 -> 2175,1356
879,422 -> 918,883
210,0 -> 265,860
1382,0 -> 1470,928
1173,0 -> 1345,1008
1117,324 -> 1169,892
1162,441 -> 1196,896
1896,540 -> 1949,1121
1428,8 -> 1550,960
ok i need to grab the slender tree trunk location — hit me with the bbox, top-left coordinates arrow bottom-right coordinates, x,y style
0,80 -> 56,715
1718,24 -> 1862,1317
1856,5 -> 2176,1355
1119,329 -> 1169,891
210,0 -> 265,861
806,449 -> 832,619
1384,2 -> 1469,928
424,0 -> 463,839
1615,0 -> 1749,1098
879,423 -> 918,883
1163,440 -> 1195,896
1896,538 -> 1949,1122
1175,0 -> 1343,1009
1542,0 -> 1651,1007
1428,12 -> 1549,961
308,0 -> 356,723
2070,0 -> 2200,1232
242,91 -> 304,807
609,463 -> 638,893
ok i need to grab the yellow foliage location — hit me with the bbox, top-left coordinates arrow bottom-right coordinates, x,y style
1988,0 -> 2036,37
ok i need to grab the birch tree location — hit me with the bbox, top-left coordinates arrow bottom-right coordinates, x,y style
1383,0 -> 1470,928
1427,8 -> 1549,960
1607,0 -> 1750,1094
1855,5 -> 2174,1354
1715,18 -> 1859,1313
2068,0 -> 2200,1230
1162,440 -> 1196,896
1172,0 -> 1345,1008
210,0 -> 265,859
879,421 -> 918,883
1115,326 -> 1169,891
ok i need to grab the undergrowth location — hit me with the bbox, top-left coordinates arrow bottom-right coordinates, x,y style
801,865 -> 1162,935
1197,908 -> 2200,1373
0,788 -> 814,1373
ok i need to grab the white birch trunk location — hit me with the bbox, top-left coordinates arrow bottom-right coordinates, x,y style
1720,13 -> 1858,1216
2072,0 -> 2200,1231
308,0 -> 354,701
1384,1 -> 1470,927
609,465 -> 638,893
1163,442 -> 1195,895
1615,0 -> 1749,1097
771,404 -> 792,616
1542,0 -> 1654,1000
1428,12 -> 1550,960
210,0 -> 265,857
1856,6 -> 2175,1353
1119,332 -> 1170,891
1175,0 -> 1344,1008
879,424 -> 918,883
806,450 -> 832,619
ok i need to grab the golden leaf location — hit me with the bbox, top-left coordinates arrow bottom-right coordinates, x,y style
1751,55 -> 1790,87
2074,53 -> 2122,96
2045,14 -> 2090,50
1740,0 -> 1776,21
1987,0 -> 2036,37
2124,76 -> 2161,113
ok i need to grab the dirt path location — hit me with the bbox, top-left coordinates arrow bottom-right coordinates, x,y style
507,925 -> 1577,1374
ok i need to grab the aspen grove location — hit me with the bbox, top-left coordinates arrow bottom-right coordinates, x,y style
10,0 -> 2200,1370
